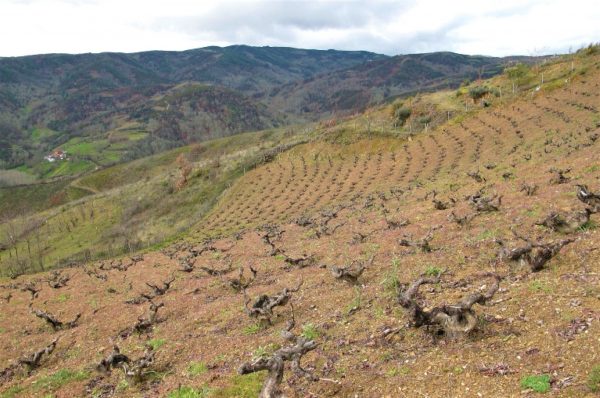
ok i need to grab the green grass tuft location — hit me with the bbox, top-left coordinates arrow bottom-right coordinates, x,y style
301,323 -> 319,340
242,322 -> 264,335
520,374 -> 551,393
578,220 -> 598,232
252,344 -> 279,360
57,293 -> 70,303
529,281 -> 553,294
381,257 -> 401,297
345,286 -> 362,315
148,338 -> 166,350
0,386 -> 25,398
187,362 -> 208,377
211,372 -> 265,398
588,364 -> 600,392
32,369 -> 90,392
424,266 -> 443,277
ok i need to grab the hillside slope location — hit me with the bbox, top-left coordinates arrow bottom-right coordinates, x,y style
0,49 -> 599,397
265,52 -> 537,118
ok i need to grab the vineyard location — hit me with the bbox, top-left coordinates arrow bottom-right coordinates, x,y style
0,53 -> 599,397
200,65 -> 600,236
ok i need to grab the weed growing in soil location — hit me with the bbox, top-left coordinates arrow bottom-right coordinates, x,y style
211,373 -> 264,398
32,369 -> 90,392
148,338 -> 166,350
243,322 -> 264,335
381,257 -> 401,297
301,323 -> 319,340
187,362 -> 208,377
0,386 -> 25,398
252,344 -> 279,359
578,220 -> 598,232
529,281 -> 553,294
345,286 -> 362,315
520,374 -> 551,393
424,265 -> 443,277
57,293 -> 70,303
588,365 -> 600,392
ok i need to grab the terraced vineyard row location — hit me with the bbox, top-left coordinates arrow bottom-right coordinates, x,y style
200,73 -> 600,236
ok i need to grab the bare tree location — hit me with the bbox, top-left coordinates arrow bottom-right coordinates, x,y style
294,215 -> 316,228
123,345 -> 156,382
549,168 -> 571,184
281,253 -> 315,269
259,225 -> 285,256
496,230 -> 575,272
97,344 -> 156,383
97,345 -> 130,373
19,337 -> 59,371
398,273 -> 501,338
467,170 -> 486,183
83,267 -> 108,281
432,198 -> 455,210
535,208 -> 592,233
120,301 -> 165,335
468,192 -> 502,212
47,270 -> 70,289
227,266 -> 257,292
178,257 -> 195,273
30,305 -> 81,331
145,275 -> 175,296
21,281 -> 40,299
384,215 -> 410,230
238,306 -> 319,398
447,211 -> 479,227
243,280 -> 303,324
575,184 -> 600,212
200,260 -> 234,276
330,256 -> 373,284
133,301 -> 164,334
519,183 -> 538,196
398,226 -> 441,252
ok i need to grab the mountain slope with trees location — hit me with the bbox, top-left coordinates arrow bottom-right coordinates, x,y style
0,46 -> 532,175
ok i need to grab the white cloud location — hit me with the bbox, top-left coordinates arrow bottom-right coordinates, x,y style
0,0 -> 599,57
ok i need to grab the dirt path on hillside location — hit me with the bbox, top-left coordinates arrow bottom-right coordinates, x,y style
70,177 -> 100,194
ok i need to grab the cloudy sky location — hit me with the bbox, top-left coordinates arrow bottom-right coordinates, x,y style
1,0 -> 599,57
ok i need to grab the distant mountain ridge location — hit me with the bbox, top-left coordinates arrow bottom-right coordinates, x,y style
0,45 -> 534,173
0,45 -> 385,94
266,51 -> 539,117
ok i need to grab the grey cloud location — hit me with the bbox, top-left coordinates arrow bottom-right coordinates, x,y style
149,1 -> 502,56
158,1 -> 412,31
153,0 -> 415,51
302,12 -> 470,55
4,0 -> 599,57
